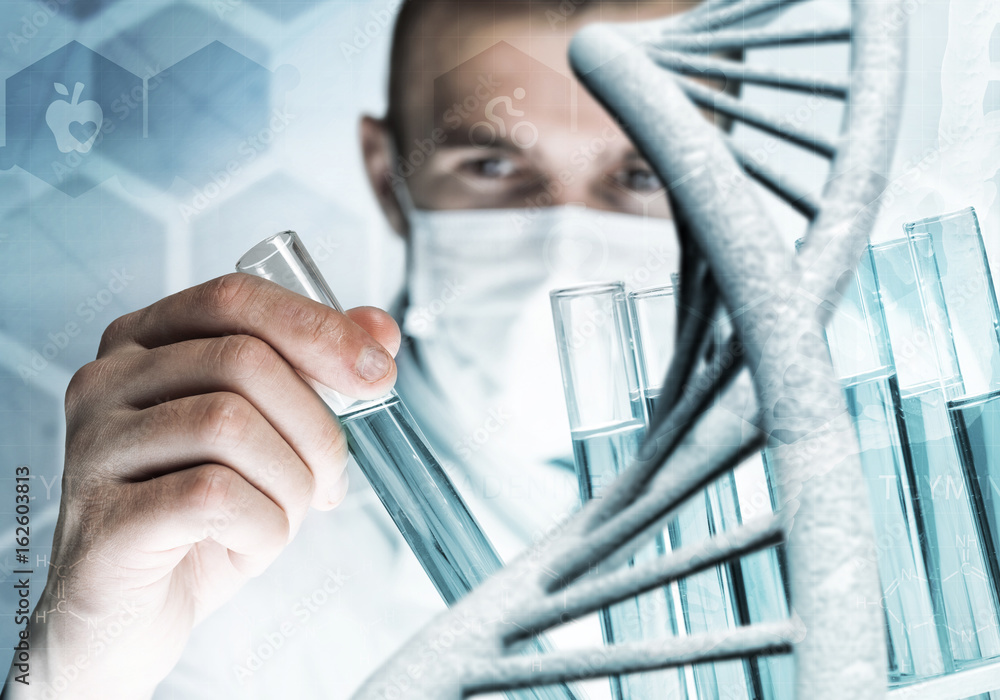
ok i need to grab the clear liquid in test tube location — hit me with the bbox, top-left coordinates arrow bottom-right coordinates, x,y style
871,231 -> 1000,675
237,231 -> 578,700
904,208 -> 1000,616
551,281 -> 687,700
824,245 -> 945,682
627,283 -> 784,700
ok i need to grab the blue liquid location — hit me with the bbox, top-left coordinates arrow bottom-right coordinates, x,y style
713,455 -> 793,700
746,450 -> 796,700
572,419 -> 688,700
648,393 -> 764,700
844,372 -> 945,682
949,389 -> 1000,662
340,394 -> 578,700
340,395 -> 502,604
572,419 -> 646,503
951,389 -> 1000,572
667,483 -> 753,700
899,386 -> 1000,670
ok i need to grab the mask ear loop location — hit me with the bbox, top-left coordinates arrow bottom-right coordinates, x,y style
384,134 -> 432,339
385,135 -> 419,218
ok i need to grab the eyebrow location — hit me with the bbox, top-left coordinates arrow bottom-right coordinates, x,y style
435,126 -> 526,154
622,149 -> 654,165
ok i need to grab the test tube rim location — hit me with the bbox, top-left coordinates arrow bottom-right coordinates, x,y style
869,237 -> 910,253
902,206 -> 977,233
236,230 -> 298,273
627,284 -> 676,302
550,280 -> 625,299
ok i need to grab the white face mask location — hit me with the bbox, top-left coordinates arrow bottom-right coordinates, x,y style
397,204 -> 680,471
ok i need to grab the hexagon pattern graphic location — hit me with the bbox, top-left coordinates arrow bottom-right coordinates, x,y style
0,41 -> 142,196
0,40 -> 297,196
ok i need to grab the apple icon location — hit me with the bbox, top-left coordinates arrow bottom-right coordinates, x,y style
46,82 -> 104,154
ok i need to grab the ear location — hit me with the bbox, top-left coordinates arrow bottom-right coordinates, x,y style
360,115 -> 408,238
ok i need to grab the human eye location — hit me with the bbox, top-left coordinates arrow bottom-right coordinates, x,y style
458,155 -> 522,180
611,156 -> 663,194
611,163 -> 664,194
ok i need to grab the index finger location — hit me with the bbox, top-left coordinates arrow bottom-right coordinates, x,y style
98,273 -> 397,400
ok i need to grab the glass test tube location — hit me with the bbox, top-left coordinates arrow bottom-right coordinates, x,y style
870,231 -> 1000,674
628,285 -> 679,417
551,282 -> 687,700
237,231 -> 578,700
905,208 -> 1000,601
823,247 -> 944,683
628,284 -> 786,700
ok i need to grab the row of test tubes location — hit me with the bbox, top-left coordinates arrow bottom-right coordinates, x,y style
829,207 -> 1000,690
549,206 -> 1000,699
550,280 -> 792,700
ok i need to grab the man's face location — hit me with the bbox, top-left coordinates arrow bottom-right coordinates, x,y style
365,5 -> 682,230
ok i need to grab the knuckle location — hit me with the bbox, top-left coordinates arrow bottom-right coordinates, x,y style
65,360 -> 106,418
98,311 -> 138,356
199,273 -> 253,321
195,393 -> 251,448
216,334 -> 278,383
66,361 -> 97,403
281,300 -> 346,351
183,464 -> 237,514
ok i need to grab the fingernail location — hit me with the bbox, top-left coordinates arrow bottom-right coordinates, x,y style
357,346 -> 392,382
328,472 -> 350,507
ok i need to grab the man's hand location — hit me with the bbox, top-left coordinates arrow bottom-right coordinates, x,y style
10,273 -> 399,699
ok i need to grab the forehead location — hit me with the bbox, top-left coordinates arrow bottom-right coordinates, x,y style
399,4 -> 680,140
432,41 -> 576,139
